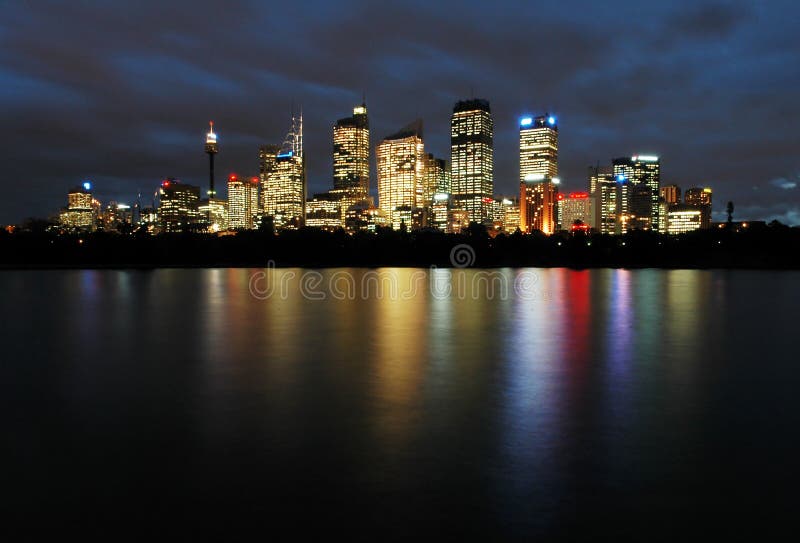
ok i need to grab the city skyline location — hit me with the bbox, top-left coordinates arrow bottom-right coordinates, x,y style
1,1 -> 799,225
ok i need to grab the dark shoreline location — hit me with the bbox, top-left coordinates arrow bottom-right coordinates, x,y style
2,225 -> 799,270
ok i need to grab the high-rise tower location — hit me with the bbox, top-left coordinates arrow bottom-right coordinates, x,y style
450,99 -> 493,223
376,120 -> 425,230
613,155 -> 660,231
333,103 -> 370,196
262,112 -> 306,229
519,114 -> 558,182
205,121 -> 218,199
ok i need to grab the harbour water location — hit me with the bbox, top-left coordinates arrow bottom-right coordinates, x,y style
2,268 -> 797,538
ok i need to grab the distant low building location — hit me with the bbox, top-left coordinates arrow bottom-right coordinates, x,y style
666,204 -> 703,234
558,191 -> 593,231
60,182 -> 96,231
306,197 -> 343,231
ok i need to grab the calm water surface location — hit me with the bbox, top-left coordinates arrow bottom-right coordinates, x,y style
2,268 -> 798,538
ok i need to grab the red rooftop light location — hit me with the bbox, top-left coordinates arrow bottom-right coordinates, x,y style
569,192 -> 589,199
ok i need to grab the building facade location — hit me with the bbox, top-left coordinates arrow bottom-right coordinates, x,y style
613,156 -> 661,231
227,174 -> 259,230
520,175 -> 558,234
450,99 -> 493,223
333,104 -> 370,196
60,182 -> 95,231
159,178 -> 200,232
376,120 -> 425,230
558,192 -> 593,230
520,114 -> 558,183
666,204 -> 703,234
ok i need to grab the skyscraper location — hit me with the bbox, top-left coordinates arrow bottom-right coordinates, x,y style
684,187 -> 712,207
520,175 -> 558,234
520,114 -> 558,182
258,144 -> 280,215
227,174 -> 259,230
60,181 -> 95,231
617,180 -> 652,232
613,155 -> 661,231
660,184 -> 681,205
376,120 -> 425,230
559,192 -> 593,230
333,103 -> 370,196
595,175 -> 619,235
422,153 -> 449,208
685,187 -> 712,229
158,178 -> 200,232
450,99 -> 493,223
261,113 -> 305,229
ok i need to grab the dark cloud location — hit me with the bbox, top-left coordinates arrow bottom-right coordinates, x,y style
1,0 -> 799,224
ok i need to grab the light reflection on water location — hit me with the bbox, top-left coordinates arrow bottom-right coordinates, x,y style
1,267 -> 798,537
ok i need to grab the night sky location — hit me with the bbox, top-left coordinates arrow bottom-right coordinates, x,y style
2,0 -> 798,225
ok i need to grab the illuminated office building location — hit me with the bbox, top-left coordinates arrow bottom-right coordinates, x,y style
685,187 -> 712,207
345,203 -> 389,232
333,103 -> 370,196
520,175 -> 559,234
450,99 -> 493,223
431,193 -> 450,231
520,114 -> 558,182
227,174 -> 259,230
501,197 -> 520,232
446,209 -> 470,234
666,204 -> 703,234
660,184 -> 681,205
60,181 -> 96,230
589,165 -> 613,195
262,113 -> 306,229
588,166 -> 617,234
198,198 -> 228,232
658,184 -> 681,233
685,187 -> 712,228
376,120 -> 425,230
258,144 -> 280,214
306,197 -> 343,231
158,178 -> 200,232
613,155 -> 661,231
595,175 -> 619,235
617,180 -> 652,232
559,192 -> 593,230
98,202 -> 133,232
422,153 -> 449,207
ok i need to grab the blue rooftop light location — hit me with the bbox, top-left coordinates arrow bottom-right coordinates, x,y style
277,151 -> 293,158
548,116 -> 556,126
520,117 -> 533,127
83,181 -> 92,191
616,174 -> 626,183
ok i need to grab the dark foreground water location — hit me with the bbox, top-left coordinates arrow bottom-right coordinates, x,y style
2,268 -> 798,538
